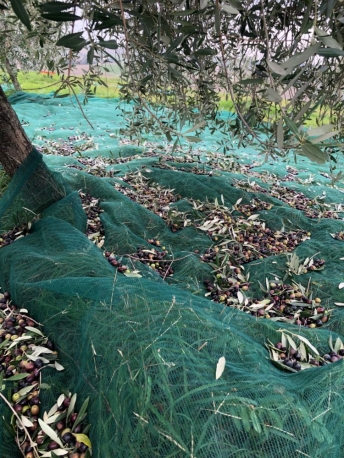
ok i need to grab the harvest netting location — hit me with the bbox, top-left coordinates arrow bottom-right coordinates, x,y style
1,92 -> 344,458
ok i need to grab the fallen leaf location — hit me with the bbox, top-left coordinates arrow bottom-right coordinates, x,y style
215,356 -> 226,380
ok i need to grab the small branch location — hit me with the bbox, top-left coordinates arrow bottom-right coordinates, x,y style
215,0 -> 268,146
65,81 -> 94,130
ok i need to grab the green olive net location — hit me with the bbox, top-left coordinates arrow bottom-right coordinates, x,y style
0,92 -> 344,458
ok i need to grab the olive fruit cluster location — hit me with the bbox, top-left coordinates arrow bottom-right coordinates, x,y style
331,231 -> 344,241
114,172 -> 182,231
204,268 -> 249,303
0,293 -> 91,458
235,179 -> 339,220
235,198 -> 273,216
79,192 -> 105,248
104,252 -> 131,273
0,223 -> 31,248
203,278 -> 330,329
268,337 -> 344,373
305,258 -> 325,272
0,293 -> 57,381
25,394 -> 91,458
198,203 -> 309,265
261,281 -> 329,328
132,246 -> 174,278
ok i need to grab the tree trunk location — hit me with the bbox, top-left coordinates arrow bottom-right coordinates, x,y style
0,85 -> 31,176
4,56 -> 22,92
0,85 -> 66,220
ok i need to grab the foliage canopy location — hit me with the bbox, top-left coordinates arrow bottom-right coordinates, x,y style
2,0 -> 344,175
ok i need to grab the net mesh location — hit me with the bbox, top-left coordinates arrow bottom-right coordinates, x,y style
0,92 -> 344,457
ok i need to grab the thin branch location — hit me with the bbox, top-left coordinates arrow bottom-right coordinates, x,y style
215,0 -> 268,146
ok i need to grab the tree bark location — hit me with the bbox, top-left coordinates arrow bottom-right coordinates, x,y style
0,85 -> 66,218
4,56 -> 22,92
0,85 -> 32,176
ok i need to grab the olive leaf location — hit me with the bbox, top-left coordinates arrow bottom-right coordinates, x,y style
317,48 -> 344,57
17,384 -> 36,398
310,131 -> 339,144
282,43 -> 320,69
67,393 -> 77,421
38,419 -> 64,447
25,326 -> 44,336
267,60 -> 287,76
20,415 -> 34,427
72,396 -> 89,430
56,32 -> 87,52
10,0 -> 31,30
306,124 -> 334,137
72,433 -> 92,448
5,373 -> 30,381
215,356 -> 226,380
301,142 -> 328,164
265,88 -> 282,103
314,26 -> 342,50
98,40 -> 119,49
41,12 -> 81,21
222,4 -> 239,14
295,335 -> 319,355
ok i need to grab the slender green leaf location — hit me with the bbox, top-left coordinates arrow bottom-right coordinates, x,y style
222,4 -> 239,14
282,44 -> 320,69
169,9 -> 197,17
72,397 -> 89,430
184,120 -> 206,134
24,326 -> 44,336
326,0 -> 335,18
5,373 -> 30,381
267,60 -> 287,76
192,48 -> 217,57
307,124 -> 334,137
235,78 -> 264,85
329,335 -> 334,351
240,407 -> 251,432
288,82 -> 310,104
185,136 -> 201,142
300,1 -> 312,34
317,48 -> 344,57
310,130 -> 339,144
265,88 -> 282,103
56,33 -> 87,51
315,26 -> 342,50
293,100 -> 312,122
277,119 -> 283,149
98,40 -> 118,49
41,12 -> 81,21
284,116 -> 300,136
301,142 -> 328,164
296,334 -> 319,355
286,334 -> 297,350
10,0 -> 31,30
38,419 -> 64,447
67,393 -> 77,422
72,433 -> 92,448
334,337 -> 343,353
40,2 -> 73,13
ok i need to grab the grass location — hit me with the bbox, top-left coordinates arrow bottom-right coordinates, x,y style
5,71 -> 121,98
1,71 -> 331,127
